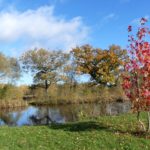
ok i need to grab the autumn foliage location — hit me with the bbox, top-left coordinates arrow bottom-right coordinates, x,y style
122,18 -> 150,112
72,44 -> 126,86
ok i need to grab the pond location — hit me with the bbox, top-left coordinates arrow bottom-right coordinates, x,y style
0,101 -> 131,126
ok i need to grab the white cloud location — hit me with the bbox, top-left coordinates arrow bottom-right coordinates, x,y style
103,13 -> 117,21
100,13 -> 118,26
131,16 -> 149,25
94,13 -> 118,30
0,5 -> 89,53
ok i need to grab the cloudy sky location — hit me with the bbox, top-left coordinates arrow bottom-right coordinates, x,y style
0,0 -> 149,84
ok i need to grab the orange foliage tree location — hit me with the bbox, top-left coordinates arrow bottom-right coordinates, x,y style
72,44 -> 126,86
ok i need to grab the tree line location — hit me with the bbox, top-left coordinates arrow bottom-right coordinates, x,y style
0,44 -> 127,91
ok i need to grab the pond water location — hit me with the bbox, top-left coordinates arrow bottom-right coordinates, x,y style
0,101 -> 131,126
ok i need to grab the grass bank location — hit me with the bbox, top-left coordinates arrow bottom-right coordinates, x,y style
0,112 -> 149,150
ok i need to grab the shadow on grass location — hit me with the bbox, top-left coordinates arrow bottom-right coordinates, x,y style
48,121 -> 150,139
49,121 -> 110,132
130,131 -> 150,138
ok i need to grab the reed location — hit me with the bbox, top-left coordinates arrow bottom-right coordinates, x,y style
0,100 -> 28,109
29,84 -> 128,106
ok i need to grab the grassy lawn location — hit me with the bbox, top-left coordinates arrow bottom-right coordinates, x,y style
0,112 -> 150,150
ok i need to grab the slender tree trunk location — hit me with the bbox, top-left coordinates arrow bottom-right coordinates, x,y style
146,111 -> 150,132
46,107 -> 49,125
45,80 -> 48,94
137,111 -> 146,131
137,111 -> 140,120
45,80 -> 50,125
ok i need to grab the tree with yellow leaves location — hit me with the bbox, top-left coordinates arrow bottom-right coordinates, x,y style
72,44 -> 127,86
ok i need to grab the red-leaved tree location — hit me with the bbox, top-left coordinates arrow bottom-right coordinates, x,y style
122,18 -> 150,132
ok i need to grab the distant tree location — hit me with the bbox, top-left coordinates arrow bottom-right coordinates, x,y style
62,54 -> 78,89
7,58 -> 21,82
72,44 -> 127,86
122,18 -> 150,132
0,53 -> 20,82
21,48 -> 69,94
0,53 -> 8,78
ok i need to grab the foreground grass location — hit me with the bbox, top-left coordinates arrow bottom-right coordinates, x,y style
0,113 -> 150,150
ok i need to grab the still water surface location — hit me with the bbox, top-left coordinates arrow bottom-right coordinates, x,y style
0,101 -> 131,126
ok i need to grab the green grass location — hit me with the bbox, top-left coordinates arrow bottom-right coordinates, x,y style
0,112 -> 150,150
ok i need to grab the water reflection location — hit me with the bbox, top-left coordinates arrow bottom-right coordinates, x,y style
0,101 -> 131,126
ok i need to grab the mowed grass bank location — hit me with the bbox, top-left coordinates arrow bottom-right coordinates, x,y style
0,113 -> 150,150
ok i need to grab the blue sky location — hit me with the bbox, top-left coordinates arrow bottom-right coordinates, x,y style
0,0 -> 149,84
